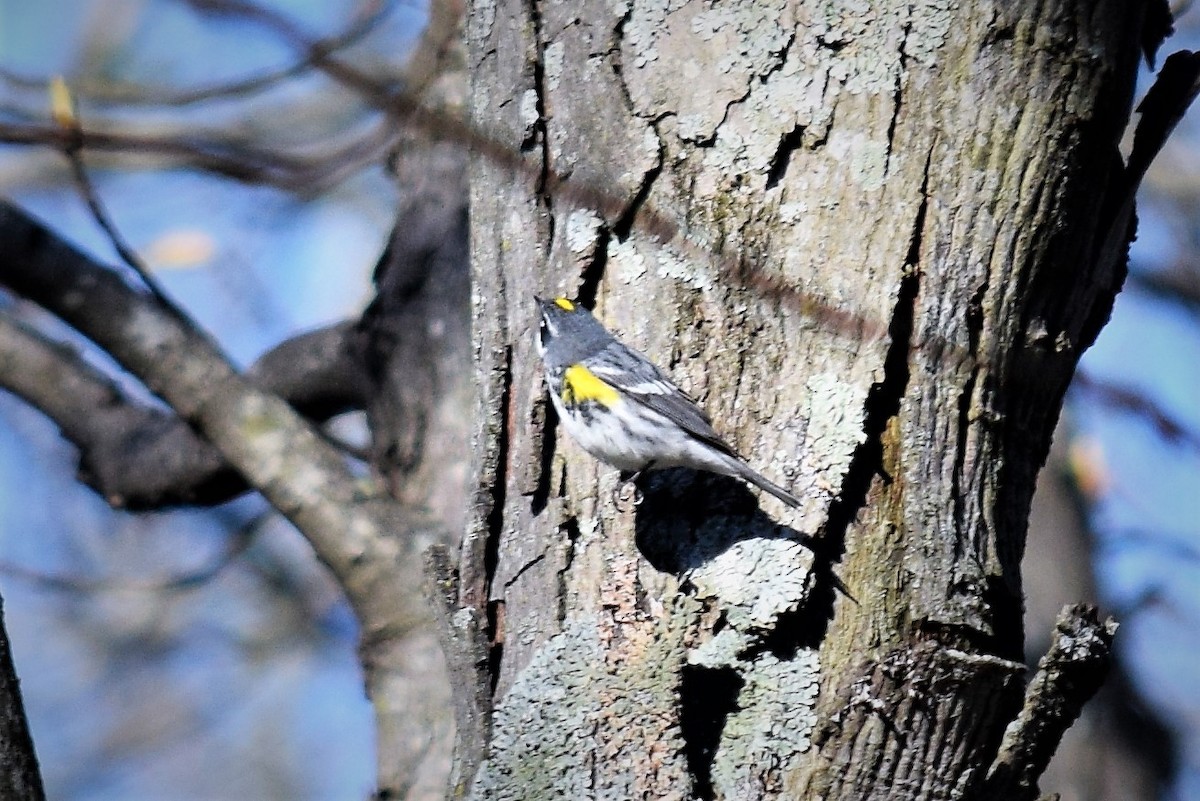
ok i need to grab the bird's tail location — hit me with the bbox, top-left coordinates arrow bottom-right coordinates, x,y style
735,462 -> 802,508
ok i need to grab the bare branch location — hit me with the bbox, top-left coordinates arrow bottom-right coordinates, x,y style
0,312 -> 369,508
186,0 -> 409,109
983,605 -> 1119,801
0,118 -> 402,192
0,311 -> 235,507
246,322 -> 372,419
0,199 -> 441,794
1128,267 -> 1200,313
0,0 -> 449,193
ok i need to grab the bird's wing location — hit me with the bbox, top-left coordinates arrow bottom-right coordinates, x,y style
588,343 -> 737,456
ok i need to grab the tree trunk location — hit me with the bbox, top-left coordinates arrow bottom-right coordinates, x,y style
452,1 -> 1147,798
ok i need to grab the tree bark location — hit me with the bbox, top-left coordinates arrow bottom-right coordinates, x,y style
0,595 -> 44,801
456,1 -> 1150,799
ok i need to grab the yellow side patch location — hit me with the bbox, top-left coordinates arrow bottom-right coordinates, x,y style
553,297 -> 575,311
562,364 -> 620,408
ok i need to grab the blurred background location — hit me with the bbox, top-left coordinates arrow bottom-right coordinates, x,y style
0,0 -> 421,797
0,1 -> 1198,799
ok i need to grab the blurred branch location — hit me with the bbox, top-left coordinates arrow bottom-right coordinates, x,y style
1127,268 -> 1200,314
246,322 -> 372,420
186,0 -> 412,108
0,311 -> 235,507
0,118 -> 398,192
0,199 -> 439,792
0,312 -> 369,509
399,0 -> 466,99
0,0 -> 452,192
1073,371 -> 1200,452
0,120 -> 313,185
0,0 -> 394,107
0,510 -> 263,594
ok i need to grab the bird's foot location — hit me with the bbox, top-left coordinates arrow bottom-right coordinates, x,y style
612,463 -> 653,511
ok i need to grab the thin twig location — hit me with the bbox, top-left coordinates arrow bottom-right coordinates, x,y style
0,120 -> 316,185
51,81 -> 189,316
186,0 -> 416,110
0,511 -> 263,595
61,148 -> 193,323
0,0 -> 399,107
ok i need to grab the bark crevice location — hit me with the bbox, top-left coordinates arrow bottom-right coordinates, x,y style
765,124 -> 806,191
680,663 -> 745,801
483,345 -> 513,690
822,179 -> 924,545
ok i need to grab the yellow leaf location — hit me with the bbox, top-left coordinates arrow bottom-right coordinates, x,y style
1067,436 -> 1111,500
143,229 -> 217,269
49,76 -> 76,128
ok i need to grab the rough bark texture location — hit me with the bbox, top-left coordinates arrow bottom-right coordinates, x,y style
458,1 -> 1148,799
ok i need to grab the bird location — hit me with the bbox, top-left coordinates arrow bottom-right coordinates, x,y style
534,296 -> 801,507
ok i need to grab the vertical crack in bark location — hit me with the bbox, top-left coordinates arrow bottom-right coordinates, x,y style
524,0 -> 563,518
483,345 -> 513,690
885,9 -> 914,162
555,516 -> 581,624
609,0 -> 635,93
612,134 -> 665,243
679,664 -> 744,801
529,395 -> 557,515
607,4 -> 669,244
527,0 -> 555,245
485,599 -> 505,694
951,369 -> 978,561
577,123 -> 665,308
823,164 -> 928,544
577,227 -> 611,309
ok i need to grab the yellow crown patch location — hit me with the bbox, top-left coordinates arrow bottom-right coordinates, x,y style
553,297 -> 575,311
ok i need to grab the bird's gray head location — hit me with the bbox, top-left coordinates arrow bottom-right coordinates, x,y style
535,296 -> 614,369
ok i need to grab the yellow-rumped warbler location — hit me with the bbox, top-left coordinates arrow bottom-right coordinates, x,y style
535,296 -> 801,507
